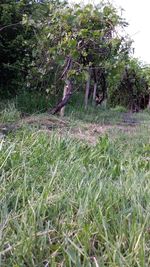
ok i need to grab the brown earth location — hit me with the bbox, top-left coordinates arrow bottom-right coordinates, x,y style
0,113 -> 139,144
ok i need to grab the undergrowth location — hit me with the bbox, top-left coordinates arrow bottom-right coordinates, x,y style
0,92 -> 127,125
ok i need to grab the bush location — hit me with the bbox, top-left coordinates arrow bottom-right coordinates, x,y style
15,91 -> 55,114
111,105 -> 127,112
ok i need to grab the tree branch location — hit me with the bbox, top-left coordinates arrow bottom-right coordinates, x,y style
0,22 -> 22,32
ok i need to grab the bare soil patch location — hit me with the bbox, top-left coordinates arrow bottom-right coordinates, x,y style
0,113 -> 140,143
67,123 -> 138,144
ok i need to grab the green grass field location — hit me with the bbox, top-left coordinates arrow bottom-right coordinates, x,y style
0,100 -> 150,266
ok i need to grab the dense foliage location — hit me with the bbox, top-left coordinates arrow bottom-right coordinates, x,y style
0,0 -> 150,110
0,0 -> 36,97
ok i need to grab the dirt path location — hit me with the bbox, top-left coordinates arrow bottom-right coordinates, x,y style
0,112 -> 143,144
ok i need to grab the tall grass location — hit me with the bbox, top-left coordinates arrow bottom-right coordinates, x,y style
0,102 -> 20,123
0,125 -> 150,266
65,92 -> 126,124
15,91 -> 55,114
0,92 -> 125,125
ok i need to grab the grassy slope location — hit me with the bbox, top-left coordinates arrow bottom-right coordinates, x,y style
0,102 -> 150,266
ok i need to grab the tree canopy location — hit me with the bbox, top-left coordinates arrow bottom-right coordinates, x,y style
0,0 -> 150,111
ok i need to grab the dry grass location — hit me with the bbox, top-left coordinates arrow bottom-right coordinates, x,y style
0,112 -> 143,145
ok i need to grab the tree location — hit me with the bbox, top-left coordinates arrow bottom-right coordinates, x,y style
0,0 -> 45,97
24,1 -> 130,113
1,0 -> 149,113
108,58 -> 150,110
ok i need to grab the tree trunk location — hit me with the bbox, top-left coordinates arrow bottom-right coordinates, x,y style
92,82 -> 97,106
92,67 -> 97,106
48,56 -> 73,115
148,95 -> 150,109
85,68 -> 91,109
60,80 -> 70,117
50,80 -> 72,115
